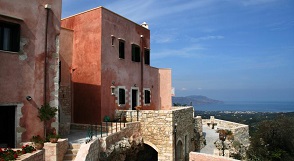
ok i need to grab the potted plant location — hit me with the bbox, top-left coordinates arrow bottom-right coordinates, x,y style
47,129 -> 60,143
38,104 -> 58,138
31,135 -> 44,150
38,104 -> 57,122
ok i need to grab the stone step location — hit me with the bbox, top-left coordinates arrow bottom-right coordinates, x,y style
62,143 -> 81,161
66,148 -> 79,155
63,154 -> 76,160
68,143 -> 81,149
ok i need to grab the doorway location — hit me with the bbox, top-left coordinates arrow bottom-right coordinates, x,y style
0,106 -> 15,148
132,89 -> 138,110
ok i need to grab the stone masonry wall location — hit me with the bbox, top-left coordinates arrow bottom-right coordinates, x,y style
173,107 -> 195,161
203,118 -> 250,147
98,122 -> 142,161
16,149 -> 44,161
189,152 -> 239,161
194,116 -> 205,150
116,106 -> 196,161
59,86 -> 72,136
44,139 -> 68,161
203,117 -> 250,159
140,110 -> 174,161
75,138 -> 99,161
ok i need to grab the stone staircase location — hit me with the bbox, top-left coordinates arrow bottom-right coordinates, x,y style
63,143 -> 81,161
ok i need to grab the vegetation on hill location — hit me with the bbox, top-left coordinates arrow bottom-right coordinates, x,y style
247,116 -> 294,161
196,111 -> 294,134
172,95 -> 223,106
196,111 -> 294,160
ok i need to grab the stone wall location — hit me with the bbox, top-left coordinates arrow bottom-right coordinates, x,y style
75,138 -> 99,161
116,106 -> 196,161
194,116 -> 205,150
203,118 -> 250,147
203,117 -> 250,159
189,152 -> 239,161
98,122 -> 143,161
44,139 -> 68,161
59,86 -> 72,136
173,107 -> 195,161
16,149 -> 44,161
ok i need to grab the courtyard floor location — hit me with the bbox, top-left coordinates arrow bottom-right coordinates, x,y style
200,125 -> 219,154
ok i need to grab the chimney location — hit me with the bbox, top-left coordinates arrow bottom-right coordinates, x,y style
141,22 -> 148,29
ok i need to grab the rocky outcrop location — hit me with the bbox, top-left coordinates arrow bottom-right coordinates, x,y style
194,116 -> 206,151
99,135 -> 143,161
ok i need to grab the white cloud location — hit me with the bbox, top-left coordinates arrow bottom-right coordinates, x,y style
104,0 -> 216,23
152,45 -> 206,59
191,35 -> 224,42
241,0 -> 276,6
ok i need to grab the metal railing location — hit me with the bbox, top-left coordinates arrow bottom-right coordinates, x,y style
85,114 -> 127,144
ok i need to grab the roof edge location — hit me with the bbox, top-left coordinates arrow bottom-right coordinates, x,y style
61,6 -> 150,31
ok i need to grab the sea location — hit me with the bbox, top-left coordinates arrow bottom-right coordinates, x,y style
193,101 -> 294,112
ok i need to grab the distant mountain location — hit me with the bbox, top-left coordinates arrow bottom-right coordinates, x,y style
172,95 -> 223,106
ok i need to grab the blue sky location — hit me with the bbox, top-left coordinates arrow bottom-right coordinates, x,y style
62,0 -> 294,102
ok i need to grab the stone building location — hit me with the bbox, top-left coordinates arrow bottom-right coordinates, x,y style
59,7 -> 172,124
0,0 -> 61,148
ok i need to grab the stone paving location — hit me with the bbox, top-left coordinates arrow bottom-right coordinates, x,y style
65,129 -> 107,144
200,125 -> 219,154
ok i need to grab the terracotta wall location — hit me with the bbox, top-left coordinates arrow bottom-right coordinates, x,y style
0,0 -> 61,145
100,8 -> 157,120
159,68 -> 172,110
61,7 -> 172,123
61,8 -> 102,124
59,28 -> 73,134
189,152 -> 239,161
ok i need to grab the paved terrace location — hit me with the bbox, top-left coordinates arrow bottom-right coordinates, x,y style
200,125 -> 219,154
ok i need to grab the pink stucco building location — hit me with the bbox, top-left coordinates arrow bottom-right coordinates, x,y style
0,0 -> 61,147
60,7 -> 172,124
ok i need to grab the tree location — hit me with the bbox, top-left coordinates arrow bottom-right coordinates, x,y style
247,116 -> 294,161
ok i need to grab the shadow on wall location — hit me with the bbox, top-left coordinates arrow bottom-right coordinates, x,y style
73,83 -> 101,124
133,144 -> 158,161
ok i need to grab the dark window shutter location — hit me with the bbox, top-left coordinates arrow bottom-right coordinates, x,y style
135,46 -> 140,62
0,21 -> 20,52
144,49 -> 150,65
145,90 -> 150,104
119,41 -> 125,59
132,44 -> 136,61
132,44 -> 140,62
119,88 -> 125,104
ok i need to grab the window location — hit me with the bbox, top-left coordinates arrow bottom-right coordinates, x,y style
111,35 -> 115,46
144,90 -> 150,104
119,88 -> 125,104
131,44 -> 140,62
0,21 -> 20,52
119,40 -> 125,59
144,49 -> 150,65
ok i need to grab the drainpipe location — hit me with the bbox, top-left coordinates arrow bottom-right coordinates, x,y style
174,122 -> 177,161
140,35 -> 144,109
44,4 -> 51,104
43,4 -> 51,138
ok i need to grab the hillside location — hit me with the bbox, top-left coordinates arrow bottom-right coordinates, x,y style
172,95 -> 223,105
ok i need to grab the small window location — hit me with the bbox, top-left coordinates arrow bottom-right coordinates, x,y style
119,40 -> 125,59
119,88 -> 125,104
111,35 -> 115,46
132,44 -> 140,62
0,21 -> 20,52
144,49 -> 150,65
144,90 -> 150,104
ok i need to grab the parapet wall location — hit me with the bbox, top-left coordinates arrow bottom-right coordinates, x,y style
203,118 -> 250,146
116,106 -> 196,161
189,152 -> 239,161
